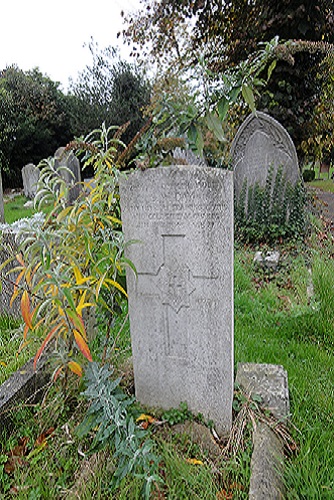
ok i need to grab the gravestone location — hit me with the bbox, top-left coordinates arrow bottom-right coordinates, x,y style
231,112 -> 300,202
21,163 -> 40,199
54,147 -> 81,203
120,165 -> 234,434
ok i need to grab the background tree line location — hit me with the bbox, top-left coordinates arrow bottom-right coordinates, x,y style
0,44 -> 151,188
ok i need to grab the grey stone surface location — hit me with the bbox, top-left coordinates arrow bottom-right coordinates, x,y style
236,363 -> 290,420
249,422 -> 285,500
231,112 -> 300,203
0,357 -> 49,434
236,363 -> 289,499
0,230 -> 20,316
253,251 -> 280,270
22,163 -> 40,199
54,147 -> 82,203
120,165 -> 234,434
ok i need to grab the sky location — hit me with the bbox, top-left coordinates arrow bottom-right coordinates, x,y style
0,0 -> 141,92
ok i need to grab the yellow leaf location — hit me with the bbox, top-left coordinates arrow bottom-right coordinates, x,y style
0,361 -> 7,367
186,458 -> 204,466
16,253 -> 25,266
136,414 -> 156,424
68,360 -> 83,377
72,266 -> 90,285
104,279 -> 128,297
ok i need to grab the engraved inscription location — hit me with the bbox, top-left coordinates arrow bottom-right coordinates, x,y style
138,234 -> 217,359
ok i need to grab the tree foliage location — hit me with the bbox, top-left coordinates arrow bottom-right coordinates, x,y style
123,0 -> 334,156
68,40 -> 151,145
0,66 -> 72,187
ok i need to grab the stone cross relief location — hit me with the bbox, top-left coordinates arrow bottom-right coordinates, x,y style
137,234 -> 217,360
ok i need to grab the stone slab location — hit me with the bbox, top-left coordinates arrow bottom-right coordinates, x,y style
236,363 -> 290,499
54,147 -> 82,203
231,111 -> 300,202
0,358 -> 49,434
235,362 -> 290,420
120,165 -> 234,434
249,422 -> 285,500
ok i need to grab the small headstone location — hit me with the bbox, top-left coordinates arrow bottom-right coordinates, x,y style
231,112 -> 300,203
54,147 -> 81,203
21,163 -> 40,199
235,362 -> 290,420
120,165 -> 234,435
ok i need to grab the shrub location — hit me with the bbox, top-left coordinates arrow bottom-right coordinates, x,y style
303,169 -> 315,182
235,165 -> 307,243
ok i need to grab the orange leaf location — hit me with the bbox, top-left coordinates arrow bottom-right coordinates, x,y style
23,323 -> 29,341
34,324 -> 62,370
73,330 -> 93,362
21,291 -> 33,329
53,365 -> 64,381
68,360 -> 83,377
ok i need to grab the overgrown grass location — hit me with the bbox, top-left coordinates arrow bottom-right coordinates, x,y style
0,315 -> 39,385
1,226 -> 333,497
234,246 -> 334,498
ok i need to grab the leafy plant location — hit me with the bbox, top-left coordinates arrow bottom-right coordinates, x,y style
0,124 -> 132,391
162,402 -> 194,426
235,165 -> 307,243
77,362 -> 162,498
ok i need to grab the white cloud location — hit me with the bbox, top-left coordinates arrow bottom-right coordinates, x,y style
0,0 -> 141,91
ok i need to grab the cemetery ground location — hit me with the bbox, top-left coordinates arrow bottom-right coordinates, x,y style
0,192 -> 334,498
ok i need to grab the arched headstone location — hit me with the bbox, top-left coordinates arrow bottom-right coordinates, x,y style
231,112 -> 300,202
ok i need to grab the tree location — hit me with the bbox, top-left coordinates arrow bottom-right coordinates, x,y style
0,66 -> 73,187
123,0 -> 334,156
68,41 -> 151,145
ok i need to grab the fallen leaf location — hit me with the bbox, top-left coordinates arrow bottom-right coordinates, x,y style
35,427 -> 55,447
186,458 -> 203,465
136,414 -> 157,425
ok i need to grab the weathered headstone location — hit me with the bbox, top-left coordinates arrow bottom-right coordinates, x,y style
231,111 -> 300,202
21,163 -> 40,199
54,147 -> 81,203
120,165 -> 234,434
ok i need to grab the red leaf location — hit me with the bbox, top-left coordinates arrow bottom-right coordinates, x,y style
73,330 -> 93,362
34,323 -> 62,370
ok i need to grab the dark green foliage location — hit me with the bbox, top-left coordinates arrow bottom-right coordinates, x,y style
68,41 -> 151,144
0,66 -> 73,187
302,169 -> 316,182
235,166 -> 307,243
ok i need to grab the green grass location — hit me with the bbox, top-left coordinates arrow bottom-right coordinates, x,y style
0,215 -> 333,497
3,194 -> 52,224
234,248 -> 334,498
0,315 -> 40,385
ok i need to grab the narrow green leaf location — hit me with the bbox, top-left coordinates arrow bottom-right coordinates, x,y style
217,96 -> 230,122
242,84 -> 256,113
205,112 -> 226,143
